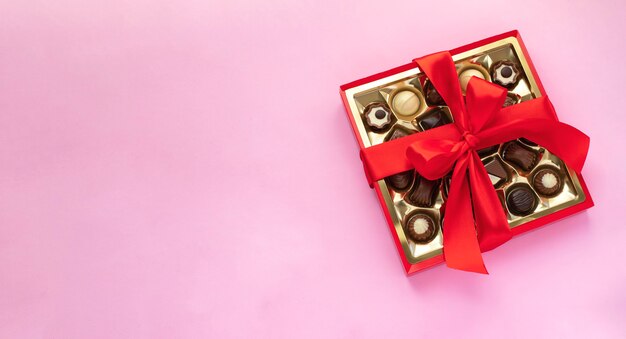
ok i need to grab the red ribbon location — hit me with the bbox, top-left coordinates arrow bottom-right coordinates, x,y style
360,52 -> 589,273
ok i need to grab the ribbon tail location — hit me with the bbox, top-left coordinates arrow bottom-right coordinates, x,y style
443,154 -> 488,274
468,152 -> 512,251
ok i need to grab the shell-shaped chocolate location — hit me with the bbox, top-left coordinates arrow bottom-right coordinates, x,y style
502,141 -> 539,171
386,170 -> 414,192
405,175 -> 440,208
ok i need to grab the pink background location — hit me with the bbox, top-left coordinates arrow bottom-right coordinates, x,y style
1,0 -> 625,338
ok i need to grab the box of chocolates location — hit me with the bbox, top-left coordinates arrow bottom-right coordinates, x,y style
340,31 -> 593,274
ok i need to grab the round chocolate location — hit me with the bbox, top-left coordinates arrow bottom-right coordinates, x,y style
506,185 -> 538,216
458,68 -> 486,92
491,60 -> 521,88
364,103 -> 393,131
392,90 -> 421,117
533,167 -> 563,197
404,213 -> 437,243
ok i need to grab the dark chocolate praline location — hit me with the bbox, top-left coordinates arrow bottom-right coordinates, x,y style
385,170 -> 414,192
477,145 -> 499,158
423,81 -> 445,106
483,157 -> 509,187
417,108 -> 452,131
506,185 -> 538,216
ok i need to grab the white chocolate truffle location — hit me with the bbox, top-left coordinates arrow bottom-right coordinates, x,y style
391,90 -> 420,117
458,68 -> 485,92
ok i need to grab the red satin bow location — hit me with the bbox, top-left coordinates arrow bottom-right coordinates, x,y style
360,52 -> 589,273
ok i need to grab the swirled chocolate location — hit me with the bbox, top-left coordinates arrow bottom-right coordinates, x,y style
533,167 -> 563,197
502,141 -> 539,171
506,185 -> 538,216
404,213 -> 437,243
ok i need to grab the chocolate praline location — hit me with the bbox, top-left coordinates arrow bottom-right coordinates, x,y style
503,93 -> 521,107
502,141 -> 539,171
533,167 -> 563,197
385,126 -> 413,142
477,145 -> 499,158
386,170 -> 414,192
506,185 -> 538,216
491,60 -> 522,88
483,157 -> 509,187
458,65 -> 489,93
391,88 -> 422,117
416,107 -> 452,131
404,213 -> 437,243
405,175 -> 440,207
364,103 -> 394,131
423,81 -> 445,106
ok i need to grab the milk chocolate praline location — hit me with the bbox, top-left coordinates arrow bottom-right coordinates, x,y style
404,212 -> 437,243
533,167 -> 563,197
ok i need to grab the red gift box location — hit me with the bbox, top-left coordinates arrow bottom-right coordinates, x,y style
340,30 -> 593,275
